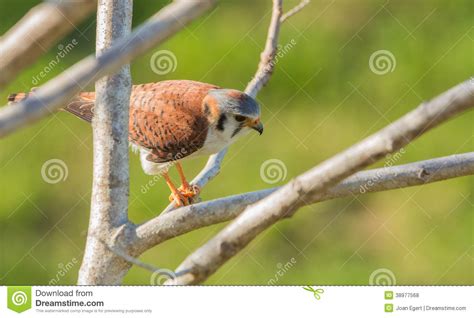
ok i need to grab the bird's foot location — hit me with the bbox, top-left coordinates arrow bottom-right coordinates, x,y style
168,184 -> 200,207
179,184 -> 200,198
168,190 -> 190,207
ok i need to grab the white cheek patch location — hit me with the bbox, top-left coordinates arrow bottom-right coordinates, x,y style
237,127 -> 251,138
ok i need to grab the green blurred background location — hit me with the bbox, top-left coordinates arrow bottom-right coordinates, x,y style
0,0 -> 472,285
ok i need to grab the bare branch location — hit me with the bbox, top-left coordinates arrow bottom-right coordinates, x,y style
98,237 -> 164,274
168,79 -> 474,284
77,0 -> 133,285
281,0 -> 310,22
245,0 -> 283,98
0,0 -> 216,137
0,0 -> 97,89
132,152 -> 474,255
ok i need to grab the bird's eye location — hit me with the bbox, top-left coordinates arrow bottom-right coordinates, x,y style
234,115 -> 246,122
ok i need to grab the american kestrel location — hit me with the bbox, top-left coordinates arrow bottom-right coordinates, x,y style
8,80 -> 263,206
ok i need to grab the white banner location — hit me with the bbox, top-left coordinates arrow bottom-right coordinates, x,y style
0,286 -> 471,317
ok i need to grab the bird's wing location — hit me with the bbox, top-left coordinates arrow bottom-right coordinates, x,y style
11,80 -> 220,163
130,106 -> 209,163
129,81 -> 218,163
63,92 -> 96,122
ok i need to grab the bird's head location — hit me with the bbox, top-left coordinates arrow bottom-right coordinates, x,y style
202,89 -> 263,139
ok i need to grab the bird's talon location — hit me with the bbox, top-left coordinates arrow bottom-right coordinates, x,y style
179,184 -> 200,198
191,184 -> 201,196
168,192 -> 189,207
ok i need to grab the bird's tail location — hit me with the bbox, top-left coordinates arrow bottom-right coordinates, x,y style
7,88 -> 37,104
7,88 -> 96,123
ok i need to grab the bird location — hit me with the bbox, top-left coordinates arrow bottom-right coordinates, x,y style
8,80 -> 263,206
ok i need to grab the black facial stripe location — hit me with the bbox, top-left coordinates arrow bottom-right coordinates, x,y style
231,125 -> 242,138
216,114 -> 227,131
203,102 -> 211,116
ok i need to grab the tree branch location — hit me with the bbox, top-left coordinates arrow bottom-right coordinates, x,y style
168,78 -> 474,284
97,237 -> 165,275
131,152 -> 474,255
0,0 -> 216,137
245,0 -> 283,98
281,0 -> 310,22
0,0 -> 97,89
77,0 -> 133,285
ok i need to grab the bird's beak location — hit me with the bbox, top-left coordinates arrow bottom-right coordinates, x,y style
249,119 -> 264,135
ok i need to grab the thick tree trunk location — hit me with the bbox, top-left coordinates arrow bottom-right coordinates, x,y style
78,0 -> 133,285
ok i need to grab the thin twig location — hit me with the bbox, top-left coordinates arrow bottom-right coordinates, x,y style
281,0 -> 310,22
98,238 -> 163,274
245,0 -> 283,98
